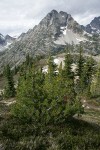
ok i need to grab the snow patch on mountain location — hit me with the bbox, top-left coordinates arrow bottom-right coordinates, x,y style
54,29 -> 86,45
42,66 -> 48,73
4,42 -> 12,48
0,34 -> 15,51
42,57 -> 77,74
0,34 -> 5,40
54,58 -> 59,64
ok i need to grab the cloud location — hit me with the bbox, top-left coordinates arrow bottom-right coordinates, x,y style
0,0 -> 100,36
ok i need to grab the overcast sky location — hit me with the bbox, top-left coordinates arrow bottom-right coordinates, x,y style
0,0 -> 100,36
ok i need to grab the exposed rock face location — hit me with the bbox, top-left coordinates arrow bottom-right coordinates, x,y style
0,34 -> 5,45
82,16 -> 100,34
5,35 -> 15,43
0,34 -> 6,51
0,34 -> 15,52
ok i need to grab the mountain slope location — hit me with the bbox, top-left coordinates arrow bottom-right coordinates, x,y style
82,16 -> 100,34
0,34 -> 15,52
0,10 -> 87,72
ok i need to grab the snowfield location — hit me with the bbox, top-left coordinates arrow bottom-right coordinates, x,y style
54,28 -> 86,45
42,57 -> 77,73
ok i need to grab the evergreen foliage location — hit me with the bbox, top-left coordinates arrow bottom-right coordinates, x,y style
79,57 -> 95,97
1,51 -> 100,150
77,45 -> 84,77
76,46 -> 96,97
4,64 -> 16,98
91,63 -> 100,97
11,54 -> 83,124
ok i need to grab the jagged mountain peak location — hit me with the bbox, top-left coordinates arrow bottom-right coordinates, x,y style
50,9 -> 58,14
48,10 -> 69,17
5,34 -> 15,41
83,16 -> 100,34
0,34 -> 5,45
91,16 -> 100,23
40,9 -> 83,34
90,16 -> 100,31
5,34 -> 11,38
0,33 -> 15,51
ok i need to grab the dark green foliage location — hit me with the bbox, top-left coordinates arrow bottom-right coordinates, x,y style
63,53 -> 73,78
4,64 -> 16,98
11,68 -> 45,123
63,53 -> 76,102
79,57 -> 95,97
91,63 -> 100,97
25,53 -> 33,68
0,117 -> 100,150
76,46 -> 96,97
76,46 -> 85,94
77,45 -> 84,77
1,51 -> 100,150
11,55 -> 83,125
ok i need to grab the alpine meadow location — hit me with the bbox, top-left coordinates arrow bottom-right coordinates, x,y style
0,1 -> 100,149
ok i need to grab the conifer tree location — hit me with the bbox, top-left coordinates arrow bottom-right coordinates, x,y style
25,53 -> 33,68
12,65 -> 46,123
11,54 -> 83,124
12,68 -> 35,122
44,56 -> 57,100
63,53 -> 76,102
44,57 -> 68,124
77,45 -> 84,77
91,63 -> 100,97
4,64 -> 16,98
76,45 -> 85,94
80,57 -> 95,97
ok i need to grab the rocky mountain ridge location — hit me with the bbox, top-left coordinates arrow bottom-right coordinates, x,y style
0,10 -> 100,72
0,34 -> 15,51
82,16 -> 100,35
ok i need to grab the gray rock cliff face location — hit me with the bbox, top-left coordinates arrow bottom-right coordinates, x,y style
0,34 -> 5,45
82,16 -> 100,34
0,34 -> 15,52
